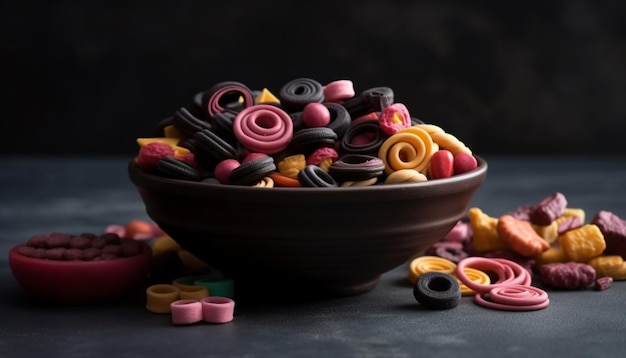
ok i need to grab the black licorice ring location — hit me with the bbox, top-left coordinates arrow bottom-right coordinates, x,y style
290,127 -> 338,154
323,102 -> 351,138
228,156 -> 277,186
328,154 -> 385,182
413,271 -> 461,310
193,129 -> 237,162
202,81 -> 255,118
211,110 -> 238,143
156,156 -> 202,182
342,87 -> 394,118
172,107 -> 213,138
297,165 -> 338,188
340,119 -> 388,156
278,78 -> 325,113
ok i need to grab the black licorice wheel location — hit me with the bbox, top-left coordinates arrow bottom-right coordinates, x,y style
413,271 -> 461,310
278,78 -> 325,113
297,165 -> 338,188
228,156 -> 277,186
156,156 -> 201,182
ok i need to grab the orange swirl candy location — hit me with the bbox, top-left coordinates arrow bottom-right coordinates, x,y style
378,126 -> 438,175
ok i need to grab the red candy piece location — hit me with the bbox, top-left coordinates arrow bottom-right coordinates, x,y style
429,150 -> 454,179
453,152 -> 478,175
136,142 -> 175,171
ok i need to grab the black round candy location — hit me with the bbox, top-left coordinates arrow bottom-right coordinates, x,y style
413,271 -> 461,310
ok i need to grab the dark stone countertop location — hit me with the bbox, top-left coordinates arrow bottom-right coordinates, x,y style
1,156 -> 625,358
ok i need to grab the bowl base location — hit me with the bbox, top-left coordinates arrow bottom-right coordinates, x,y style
232,275 -> 381,304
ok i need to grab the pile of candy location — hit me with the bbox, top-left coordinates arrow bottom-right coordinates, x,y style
134,78 -> 478,187
17,231 -> 144,261
410,192 -> 626,311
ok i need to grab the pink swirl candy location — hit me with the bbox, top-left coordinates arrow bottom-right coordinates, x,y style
233,104 -> 293,154
204,81 -> 255,118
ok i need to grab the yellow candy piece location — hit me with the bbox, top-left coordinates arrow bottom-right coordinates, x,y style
587,255 -> 626,280
457,267 -> 491,296
535,246 -> 568,267
533,220 -> 560,244
468,207 -> 510,252
163,124 -> 184,139
408,256 -> 456,285
384,169 -> 428,184
277,154 -> 306,179
562,208 -> 586,223
340,178 -> 378,187
253,176 -> 275,188
559,224 -> 606,262
151,235 -> 181,256
318,157 -> 334,172
255,88 -> 280,104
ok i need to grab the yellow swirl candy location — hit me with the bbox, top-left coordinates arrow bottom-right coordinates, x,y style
340,178 -> 378,187
384,169 -> 428,184
457,267 -> 491,296
253,176 -> 275,188
378,126 -> 438,175
408,256 -> 456,285
416,124 -> 472,155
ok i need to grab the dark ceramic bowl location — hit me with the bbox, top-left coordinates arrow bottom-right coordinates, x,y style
9,242 -> 152,304
128,157 -> 487,300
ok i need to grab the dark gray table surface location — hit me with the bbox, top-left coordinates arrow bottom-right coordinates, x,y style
1,155 -> 625,358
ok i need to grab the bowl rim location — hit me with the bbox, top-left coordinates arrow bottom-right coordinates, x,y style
128,155 -> 488,196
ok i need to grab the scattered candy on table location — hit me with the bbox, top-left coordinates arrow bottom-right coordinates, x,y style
412,191 -> 626,311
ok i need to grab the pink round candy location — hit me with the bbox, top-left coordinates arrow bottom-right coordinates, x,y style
242,152 -> 267,163
454,152 -> 478,175
323,80 -> 355,102
302,103 -> 331,128
170,299 -> 203,325
201,296 -> 235,324
214,159 -> 240,184
429,150 -> 454,179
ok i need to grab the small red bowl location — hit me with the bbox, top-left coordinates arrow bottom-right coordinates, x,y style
8,242 -> 153,304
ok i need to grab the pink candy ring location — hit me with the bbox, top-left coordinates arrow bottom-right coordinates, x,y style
204,81 -> 255,118
474,285 -> 550,311
323,80 -> 355,102
200,296 -> 235,324
455,257 -> 530,294
487,285 -> 548,306
233,104 -> 293,154
170,299 -> 203,325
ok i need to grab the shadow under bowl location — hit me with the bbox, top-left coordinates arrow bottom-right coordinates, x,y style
128,157 -> 487,301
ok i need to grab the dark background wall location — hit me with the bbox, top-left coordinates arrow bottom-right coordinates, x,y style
2,0 -> 626,157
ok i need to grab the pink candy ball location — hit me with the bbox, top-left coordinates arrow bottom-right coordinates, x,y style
302,103 -> 331,128
215,159 -> 241,184
242,152 -> 267,163
454,153 -> 478,175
